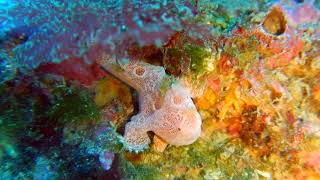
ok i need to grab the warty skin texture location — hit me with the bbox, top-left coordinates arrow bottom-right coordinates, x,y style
98,54 -> 202,152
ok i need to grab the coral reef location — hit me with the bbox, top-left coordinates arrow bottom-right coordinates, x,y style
0,0 -> 320,179
116,1 -> 320,179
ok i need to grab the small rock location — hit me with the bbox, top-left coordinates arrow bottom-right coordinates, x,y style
152,135 -> 168,153
99,151 -> 115,171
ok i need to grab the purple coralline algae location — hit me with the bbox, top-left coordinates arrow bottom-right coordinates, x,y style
0,0 -> 195,70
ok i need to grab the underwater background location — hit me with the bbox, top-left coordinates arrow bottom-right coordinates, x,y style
1,0 -> 320,179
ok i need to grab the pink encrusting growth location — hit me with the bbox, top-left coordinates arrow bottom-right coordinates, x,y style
98,55 -> 202,152
36,57 -> 107,86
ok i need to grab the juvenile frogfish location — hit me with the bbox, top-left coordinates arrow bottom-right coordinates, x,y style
98,55 -> 202,152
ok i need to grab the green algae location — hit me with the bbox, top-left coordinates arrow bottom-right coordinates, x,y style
124,118 -> 261,179
159,75 -> 177,95
193,0 -> 266,35
0,77 -> 109,177
0,86 -> 31,161
224,35 -> 261,71
0,81 -> 45,178
196,5 -> 236,33
48,85 -> 101,126
140,138 -> 256,179
185,44 -> 211,76
118,154 -> 160,180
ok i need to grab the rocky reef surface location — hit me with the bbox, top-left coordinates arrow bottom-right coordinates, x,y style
0,0 -> 320,179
